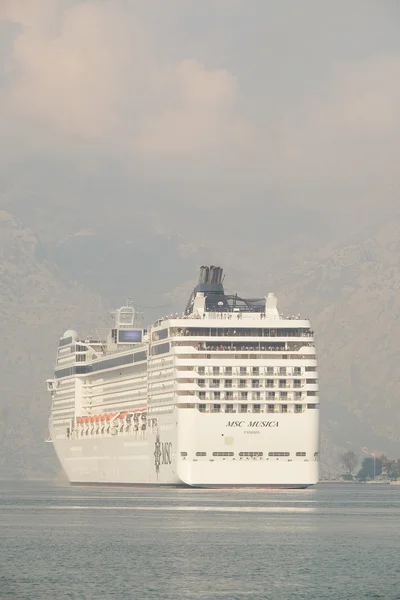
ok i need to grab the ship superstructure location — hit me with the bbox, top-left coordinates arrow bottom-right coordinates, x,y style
46,266 -> 319,487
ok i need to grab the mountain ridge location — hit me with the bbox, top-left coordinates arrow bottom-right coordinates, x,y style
1,209 -> 400,479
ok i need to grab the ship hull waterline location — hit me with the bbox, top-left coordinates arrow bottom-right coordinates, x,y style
51,408 -> 318,489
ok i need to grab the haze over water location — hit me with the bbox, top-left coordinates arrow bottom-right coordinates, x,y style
1,482 -> 400,600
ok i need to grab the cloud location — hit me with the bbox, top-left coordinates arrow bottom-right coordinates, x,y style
1,0 -> 400,212
275,55 -> 400,195
0,0 -> 253,172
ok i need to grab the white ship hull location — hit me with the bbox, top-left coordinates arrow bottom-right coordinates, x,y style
47,265 -> 320,489
51,408 -> 318,488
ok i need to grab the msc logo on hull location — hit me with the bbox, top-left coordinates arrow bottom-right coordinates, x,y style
154,433 -> 172,478
226,421 -> 279,428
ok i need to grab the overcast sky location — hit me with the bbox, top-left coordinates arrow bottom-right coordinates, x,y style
1,0 -> 400,221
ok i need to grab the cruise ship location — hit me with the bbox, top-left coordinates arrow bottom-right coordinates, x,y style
46,266 -> 319,487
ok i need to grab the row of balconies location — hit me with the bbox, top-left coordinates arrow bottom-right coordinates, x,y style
172,343 -> 315,354
198,404 -> 307,414
175,381 -> 318,392
195,393 -> 309,401
194,369 -> 311,377
171,332 -> 313,340
196,369 -> 316,376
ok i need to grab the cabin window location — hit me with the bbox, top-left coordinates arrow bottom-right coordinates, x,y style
268,452 -> 290,457
239,452 -> 263,457
212,452 -> 234,457
152,328 -> 168,342
151,342 -> 170,356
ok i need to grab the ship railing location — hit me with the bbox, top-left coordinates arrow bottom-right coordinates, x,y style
174,342 -> 314,352
171,329 -> 314,338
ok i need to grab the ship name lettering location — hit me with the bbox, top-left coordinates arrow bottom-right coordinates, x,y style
248,421 -> 279,428
226,421 -> 245,428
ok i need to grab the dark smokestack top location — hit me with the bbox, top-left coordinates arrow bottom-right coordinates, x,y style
199,265 -> 224,285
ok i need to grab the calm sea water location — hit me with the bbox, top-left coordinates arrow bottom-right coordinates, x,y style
1,481 -> 400,600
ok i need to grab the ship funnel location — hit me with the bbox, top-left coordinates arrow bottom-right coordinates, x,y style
198,265 -> 224,285
186,265 -> 226,314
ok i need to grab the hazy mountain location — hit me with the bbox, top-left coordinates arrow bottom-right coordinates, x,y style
0,211 -> 107,478
1,207 -> 400,480
276,215 -> 400,460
